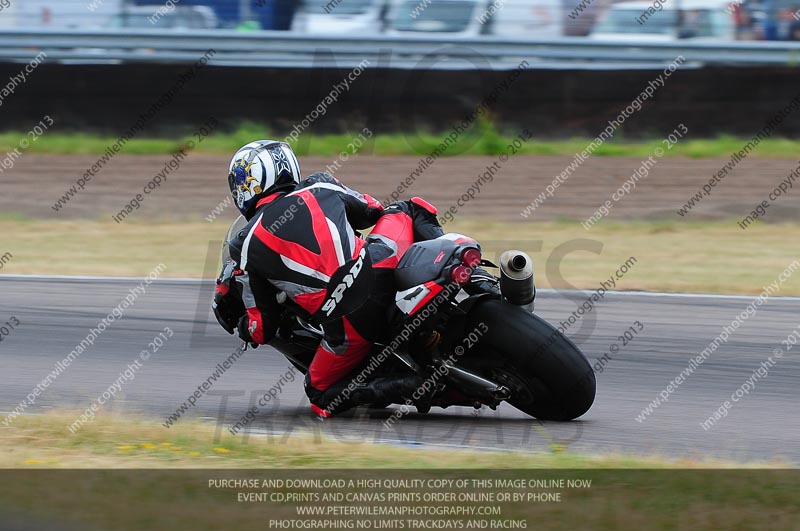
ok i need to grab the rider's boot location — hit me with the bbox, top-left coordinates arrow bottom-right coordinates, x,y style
354,375 -> 433,414
308,374 -> 432,417
408,197 -> 445,241
381,197 -> 444,242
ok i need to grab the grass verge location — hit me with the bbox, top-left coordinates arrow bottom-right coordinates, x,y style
1,217 -> 798,296
0,411 -> 765,468
2,413 -> 794,531
4,123 -> 800,158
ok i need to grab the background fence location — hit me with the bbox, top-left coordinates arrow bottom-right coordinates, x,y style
3,60 -> 800,135
5,31 -> 800,69
3,0 -> 800,135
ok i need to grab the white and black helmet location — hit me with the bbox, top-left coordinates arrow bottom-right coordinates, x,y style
228,140 -> 301,216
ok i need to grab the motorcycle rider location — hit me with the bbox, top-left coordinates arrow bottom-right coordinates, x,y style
213,140 -> 446,417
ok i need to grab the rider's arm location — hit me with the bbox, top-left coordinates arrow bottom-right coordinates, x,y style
213,259 -> 246,335
229,234 -> 282,346
301,172 -> 384,230
234,271 -> 281,345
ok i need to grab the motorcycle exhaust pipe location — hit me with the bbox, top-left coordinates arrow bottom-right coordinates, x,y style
499,250 -> 535,312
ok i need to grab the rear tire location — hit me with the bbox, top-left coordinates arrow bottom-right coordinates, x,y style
466,299 -> 595,421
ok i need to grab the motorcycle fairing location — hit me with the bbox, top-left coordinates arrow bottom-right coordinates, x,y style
394,280 -> 445,315
394,238 -> 459,291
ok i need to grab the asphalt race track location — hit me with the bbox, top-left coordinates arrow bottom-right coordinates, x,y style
1,276 -> 798,464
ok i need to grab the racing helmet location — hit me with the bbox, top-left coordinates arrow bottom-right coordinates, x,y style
227,140 -> 301,217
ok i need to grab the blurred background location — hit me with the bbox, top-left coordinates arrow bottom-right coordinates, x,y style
3,0 -> 800,138
2,0 -> 799,40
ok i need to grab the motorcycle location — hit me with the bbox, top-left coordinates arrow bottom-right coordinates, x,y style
218,216 -> 595,421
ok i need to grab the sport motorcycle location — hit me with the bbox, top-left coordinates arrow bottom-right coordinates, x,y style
217,216 -> 595,421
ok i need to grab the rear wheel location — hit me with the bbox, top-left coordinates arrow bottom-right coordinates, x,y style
465,299 -> 595,421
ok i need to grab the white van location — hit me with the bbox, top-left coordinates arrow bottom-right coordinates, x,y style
384,0 -> 562,38
482,0 -> 563,38
385,0 -> 489,37
590,0 -> 736,41
291,0 -> 390,34
110,6 -> 218,30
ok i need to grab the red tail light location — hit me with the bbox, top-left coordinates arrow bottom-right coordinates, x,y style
450,265 -> 471,285
461,248 -> 481,268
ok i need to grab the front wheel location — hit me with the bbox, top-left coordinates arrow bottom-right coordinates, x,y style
466,299 -> 595,421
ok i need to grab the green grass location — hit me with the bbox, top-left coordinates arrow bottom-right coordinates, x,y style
1,412 -> 795,531
0,411 -> 770,469
5,122 -> 800,158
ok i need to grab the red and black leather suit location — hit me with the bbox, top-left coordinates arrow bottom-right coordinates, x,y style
221,172 -> 443,415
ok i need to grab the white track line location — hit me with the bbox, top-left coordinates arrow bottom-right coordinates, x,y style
543,289 -> 800,302
227,426 -> 541,454
2,274 -> 800,301
0,274 -> 203,283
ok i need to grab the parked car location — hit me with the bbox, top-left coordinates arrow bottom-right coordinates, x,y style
590,0 -> 736,40
385,0 -> 489,37
291,0 -> 390,34
111,6 -> 218,29
483,0 -> 564,38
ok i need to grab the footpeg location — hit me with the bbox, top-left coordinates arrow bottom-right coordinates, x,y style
445,366 -> 510,403
492,385 -> 512,401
